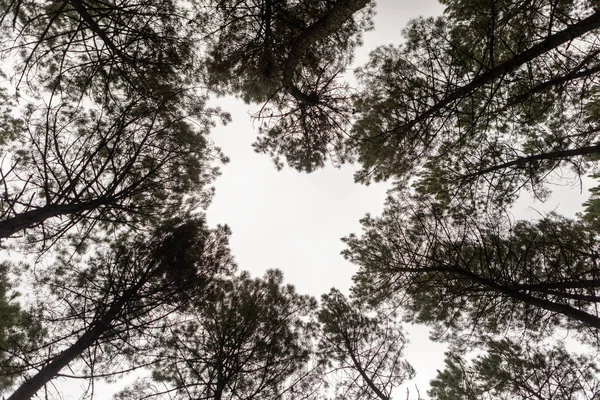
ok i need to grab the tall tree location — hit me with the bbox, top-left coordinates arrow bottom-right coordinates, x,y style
198,0 -> 374,171
318,288 -> 414,400
344,193 -> 600,346
349,1 -> 600,209
118,269 -> 319,400
429,339 -> 600,400
6,216 -> 235,400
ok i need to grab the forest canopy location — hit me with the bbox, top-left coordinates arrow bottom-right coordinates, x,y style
1,0 -> 600,399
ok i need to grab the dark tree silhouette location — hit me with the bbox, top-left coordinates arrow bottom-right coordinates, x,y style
430,339 -> 600,400
6,216 -> 235,400
198,0 -> 374,172
318,288 -> 414,400
118,269 -> 319,400
0,0 -> 230,251
344,193 -> 600,345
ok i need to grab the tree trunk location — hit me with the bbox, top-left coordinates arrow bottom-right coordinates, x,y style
6,279 -> 146,400
443,263 -> 600,329
343,336 -> 390,400
0,200 -> 105,239
387,10 -> 600,136
462,143 -> 600,180
282,0 -> 370,104
68,0 -> 128,61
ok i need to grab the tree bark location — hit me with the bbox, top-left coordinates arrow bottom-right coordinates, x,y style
0,199 -> 106,239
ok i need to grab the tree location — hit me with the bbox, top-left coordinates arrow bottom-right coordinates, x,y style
0,92 -> 227,249
349,1 -> 600,209
429,339 -> 600,400
198,0 -> 374,171
0,0 -> 200,102
318,288 -> 414,400
581,177 -> 600,231
343,193 -> 600,347
0,262 -> 43,394
0,0 -> 230,251
119,269 -> 319,400
6,216 -> 235,400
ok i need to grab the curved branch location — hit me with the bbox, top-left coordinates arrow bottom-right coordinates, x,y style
282,0 -> 369,104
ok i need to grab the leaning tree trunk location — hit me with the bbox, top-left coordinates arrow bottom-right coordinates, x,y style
387,10 -> 600,136
282,0 -> 370,105
462,143 -> 600,180
0,199 -> 107,239
343,336 -> 390,400
6,277 -> 147,400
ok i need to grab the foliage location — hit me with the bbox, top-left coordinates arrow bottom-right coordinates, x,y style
6,216 -> 236,399
582,177 -> 600,231
5,0 -> 600,399
352,1 -> 600,210
0,0 -> 230,250
0,0 -> 200,100
198,0 -> 374,172
430,339 -> 600,400
0,263 -> 42,394
318,288 -> 414,400
119,269 -> 319,400
344,193 -> 600,346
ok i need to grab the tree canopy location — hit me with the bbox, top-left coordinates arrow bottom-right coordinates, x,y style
4,216 -> 236,399
0,0 -> 229,250
3,0 -> 600,399
352,1 -> 600,210
430,339 -> 600,400
120,269 -> 318,400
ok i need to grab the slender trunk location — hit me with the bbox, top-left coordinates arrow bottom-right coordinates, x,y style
68,0 -> 128,61
493,280 -> 600,328
387,10 -> 600,136
0,199 -> 106,238
445,264 -> 600,329
7,321 -> 113,400
213,363 -> 226,400
462,143 -> 600,180
343,336 -> 390,400
6,286 -> 138,400
282,0 -> 369,104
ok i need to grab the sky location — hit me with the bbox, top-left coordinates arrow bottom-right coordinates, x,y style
33,0 -> 596,398
206,0 -> 445,298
